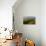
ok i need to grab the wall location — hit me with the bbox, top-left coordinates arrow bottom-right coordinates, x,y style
13,0 -> 41,46
41,0 -> 46,46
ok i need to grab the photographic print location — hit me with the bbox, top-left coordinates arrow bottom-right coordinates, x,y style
23,16 -> 36,24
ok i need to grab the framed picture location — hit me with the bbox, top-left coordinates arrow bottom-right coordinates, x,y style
23,16 -> 36,25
